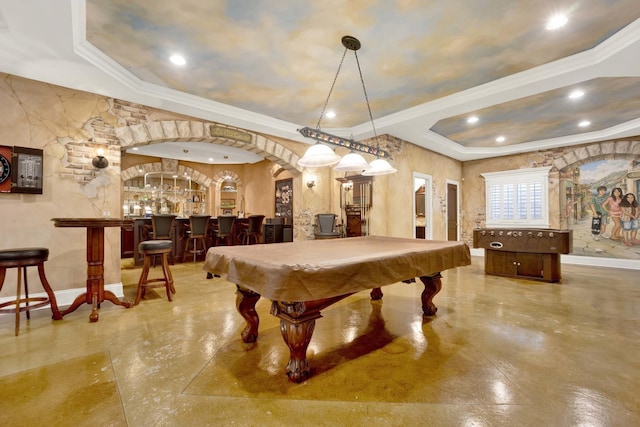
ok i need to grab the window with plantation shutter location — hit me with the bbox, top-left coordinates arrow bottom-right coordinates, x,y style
481,167 -> 550,228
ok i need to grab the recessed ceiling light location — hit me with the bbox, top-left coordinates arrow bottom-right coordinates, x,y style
546,14 -> 568,30
132,147 -> 138,151
578,120 -> 591,127
569,90 -> 584,99
496,136 -> 506,143
208,158 -> 214,162
467,116 -> 479,124
169,54 -> 186,66
325,111 -> 336,119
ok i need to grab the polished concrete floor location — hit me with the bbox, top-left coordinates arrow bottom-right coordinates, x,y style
1,256 -> 639,426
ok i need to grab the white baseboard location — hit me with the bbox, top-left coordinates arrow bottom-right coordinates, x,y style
0,282 -> 125,309
469,248 -> 640,270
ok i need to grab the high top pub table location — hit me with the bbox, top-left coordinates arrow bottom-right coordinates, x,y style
52,218 -> 134,322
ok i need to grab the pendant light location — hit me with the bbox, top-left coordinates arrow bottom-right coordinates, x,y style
298,35 -> 397,175
298,143 -> 341,167
334,152 -> 371,172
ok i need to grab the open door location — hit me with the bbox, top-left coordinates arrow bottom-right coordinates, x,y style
413,173 -> 432,239
446,180 -> 459,241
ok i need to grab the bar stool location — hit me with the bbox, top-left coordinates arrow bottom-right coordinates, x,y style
183,214 -> 211,263
241,214 -> 265,245
135,240 -> 175,305
0,248 -> 62,336
215,215 -> 237,246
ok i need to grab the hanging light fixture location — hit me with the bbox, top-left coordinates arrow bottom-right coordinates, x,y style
363,157 -> 397,176
334,152 -> 371,171
298,142 -> 341,167
298,35 -> 397,175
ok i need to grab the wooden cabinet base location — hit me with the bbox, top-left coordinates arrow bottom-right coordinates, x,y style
484,249 -> 562,282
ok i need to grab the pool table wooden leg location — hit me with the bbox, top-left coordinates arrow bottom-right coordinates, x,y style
280,315 -> 316,383
271,294 -> 352,382
370,287 -> 383,300
419,272 -> 442,316
235,285 -> 261,343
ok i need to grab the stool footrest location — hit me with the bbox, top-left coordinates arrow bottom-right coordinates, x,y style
0,297 -> 50,313
142,278 -> 171,286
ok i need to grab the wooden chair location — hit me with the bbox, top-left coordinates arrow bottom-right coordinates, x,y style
215,215 -> 237,246
241,215 -> 265,245
183,214 -> 211,262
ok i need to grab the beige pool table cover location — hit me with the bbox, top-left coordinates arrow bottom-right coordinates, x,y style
203,236 -> 471,301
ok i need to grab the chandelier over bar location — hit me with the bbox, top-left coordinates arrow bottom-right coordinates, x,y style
297,35 -> 397,175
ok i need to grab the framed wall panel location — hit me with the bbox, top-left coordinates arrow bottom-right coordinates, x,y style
11,146 -> 44,194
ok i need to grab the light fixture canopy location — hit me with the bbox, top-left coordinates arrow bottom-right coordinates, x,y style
298,35 -> 397,175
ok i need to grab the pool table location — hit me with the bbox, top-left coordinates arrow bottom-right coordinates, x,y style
203,235 -> 471,382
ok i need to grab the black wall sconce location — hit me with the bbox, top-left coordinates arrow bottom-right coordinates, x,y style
92,148 -> 109,169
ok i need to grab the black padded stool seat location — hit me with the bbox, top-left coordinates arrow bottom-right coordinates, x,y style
0,248 -> 62,336
135,240 -> 175,305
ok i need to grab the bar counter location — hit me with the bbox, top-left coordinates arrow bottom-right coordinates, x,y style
126,217 -> 250,266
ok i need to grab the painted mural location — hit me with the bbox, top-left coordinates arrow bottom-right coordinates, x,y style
564,159 -> 640,259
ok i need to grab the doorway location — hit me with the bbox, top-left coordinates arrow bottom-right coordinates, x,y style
413,173 -> 432,239
446,180 -> 460,241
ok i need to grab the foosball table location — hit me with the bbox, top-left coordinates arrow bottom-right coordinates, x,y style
473,228 -> 573,282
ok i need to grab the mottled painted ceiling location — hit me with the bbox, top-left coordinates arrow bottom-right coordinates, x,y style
1,1 -> 639,161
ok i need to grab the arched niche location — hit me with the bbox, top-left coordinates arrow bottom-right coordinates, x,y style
211,170 -> 243,216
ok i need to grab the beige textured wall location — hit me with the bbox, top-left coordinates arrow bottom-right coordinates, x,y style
10,70 -> 635,302
377,141 -> 463,240
0,74 -> 124,297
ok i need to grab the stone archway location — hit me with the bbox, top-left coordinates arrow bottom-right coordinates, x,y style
121,162 -> 212,188
114,120 -> 303,176
554,139 -> 640,231
551,139 -> 640,172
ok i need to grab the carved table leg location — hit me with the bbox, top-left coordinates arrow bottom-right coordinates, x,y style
103,290 -> 133,309
280,314 -> 316,383
271,301 -> 321,383
60,292 -> 89,317
419,273 -> 442,316
370,287 -> 383,300
90,290 -> 99,323
235,285 -> 261,343
270,295 -> 351,382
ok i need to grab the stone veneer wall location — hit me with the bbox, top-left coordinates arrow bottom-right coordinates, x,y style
0,74 -> 311,297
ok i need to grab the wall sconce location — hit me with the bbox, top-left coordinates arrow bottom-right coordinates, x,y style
92,148 -> 109,169
306,175 -> 316,189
